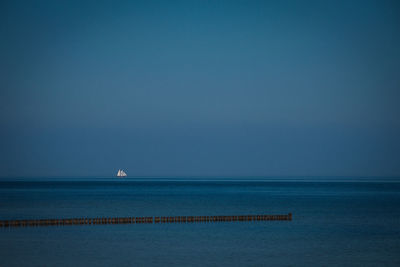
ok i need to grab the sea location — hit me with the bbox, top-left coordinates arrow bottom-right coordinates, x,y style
0,177 -> 399,266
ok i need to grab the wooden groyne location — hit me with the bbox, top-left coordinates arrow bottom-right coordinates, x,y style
0,213 -> 292,228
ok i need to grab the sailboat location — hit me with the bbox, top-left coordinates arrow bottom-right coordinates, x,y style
117,169 -> 127,177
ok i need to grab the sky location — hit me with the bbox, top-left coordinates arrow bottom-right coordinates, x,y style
1,0 -> 399,177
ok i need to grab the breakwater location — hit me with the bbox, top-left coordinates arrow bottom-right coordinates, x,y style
0,213 -> 292,228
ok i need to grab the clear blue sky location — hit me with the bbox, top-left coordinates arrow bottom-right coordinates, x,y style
1,0 -> 399,177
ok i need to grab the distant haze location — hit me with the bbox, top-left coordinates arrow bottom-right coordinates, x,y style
1,0 -> 399,177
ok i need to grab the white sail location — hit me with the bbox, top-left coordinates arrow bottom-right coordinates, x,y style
117,169 -> 127,177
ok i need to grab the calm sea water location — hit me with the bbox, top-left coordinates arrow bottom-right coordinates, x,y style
0,177 -> 399,266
